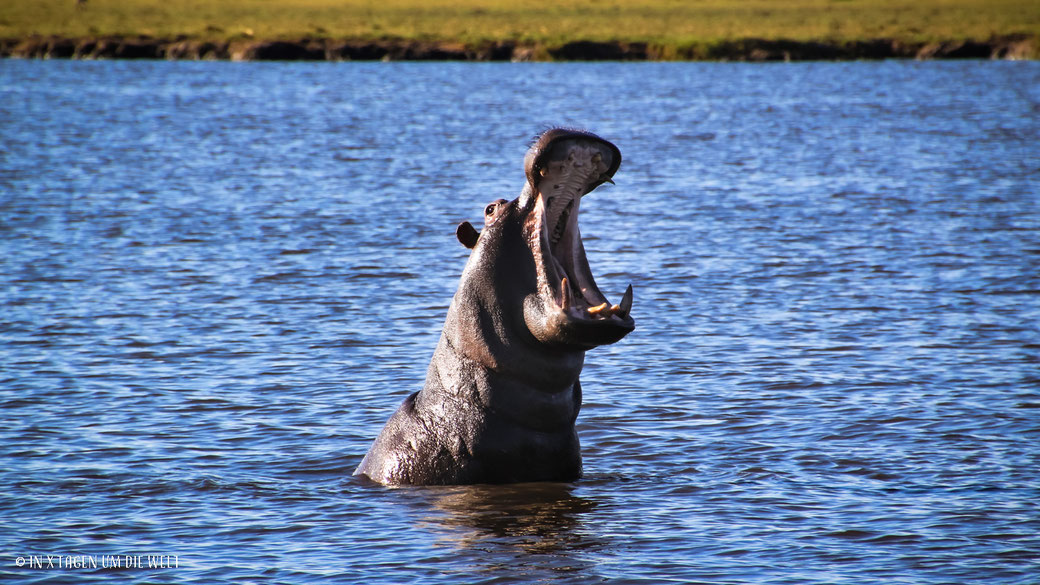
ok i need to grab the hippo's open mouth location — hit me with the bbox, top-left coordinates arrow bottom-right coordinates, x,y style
523,129 -> 634,348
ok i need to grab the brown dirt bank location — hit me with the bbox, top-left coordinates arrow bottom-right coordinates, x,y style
1,34 -> 1035,62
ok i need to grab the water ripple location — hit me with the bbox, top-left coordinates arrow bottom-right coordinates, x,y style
1,59 -> 1038,584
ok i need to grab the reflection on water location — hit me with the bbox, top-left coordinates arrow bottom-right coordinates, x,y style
423,483 -> 605,580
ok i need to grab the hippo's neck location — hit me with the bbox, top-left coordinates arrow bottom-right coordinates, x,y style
418,295 -> 585,433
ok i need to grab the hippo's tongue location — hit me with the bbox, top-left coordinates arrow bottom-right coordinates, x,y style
536,139 -> 632,321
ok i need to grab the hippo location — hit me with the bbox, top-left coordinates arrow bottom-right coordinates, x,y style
354,128 -> 634,485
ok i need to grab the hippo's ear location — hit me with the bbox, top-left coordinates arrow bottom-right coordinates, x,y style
456,221 -> 480,249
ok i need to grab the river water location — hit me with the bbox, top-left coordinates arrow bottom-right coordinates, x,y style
1,60 -> 1038,584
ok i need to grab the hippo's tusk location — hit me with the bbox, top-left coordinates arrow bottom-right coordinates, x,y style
560,277 -> 572,310
618,284 -> 633,317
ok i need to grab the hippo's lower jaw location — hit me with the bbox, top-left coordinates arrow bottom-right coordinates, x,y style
522,130 -> 635,349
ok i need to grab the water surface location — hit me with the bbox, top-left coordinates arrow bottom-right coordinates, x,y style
1,60 -> 1038,584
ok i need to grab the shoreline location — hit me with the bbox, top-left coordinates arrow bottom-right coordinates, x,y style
2,34 -> 1035,62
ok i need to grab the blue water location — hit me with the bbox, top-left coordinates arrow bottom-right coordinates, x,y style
1,59 -> 1038,584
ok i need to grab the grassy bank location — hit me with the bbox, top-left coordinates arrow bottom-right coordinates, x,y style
4,0 -> 1038,48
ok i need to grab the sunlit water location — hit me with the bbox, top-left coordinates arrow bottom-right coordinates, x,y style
1,60 -> 1038,584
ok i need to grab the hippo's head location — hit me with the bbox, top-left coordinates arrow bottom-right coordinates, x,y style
454,128 -> 634,357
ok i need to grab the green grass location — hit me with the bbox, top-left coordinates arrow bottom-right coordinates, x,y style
2,0 -> 1037,46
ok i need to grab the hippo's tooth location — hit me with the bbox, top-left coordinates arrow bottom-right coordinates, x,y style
587,302 -> 610,316
618,284 -> 633,317
560,277 -> 572,309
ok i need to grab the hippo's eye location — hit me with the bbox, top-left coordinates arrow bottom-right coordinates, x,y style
484,204 -> 497,216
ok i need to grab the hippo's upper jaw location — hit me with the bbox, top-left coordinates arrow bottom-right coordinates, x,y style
520,129 -> 635,349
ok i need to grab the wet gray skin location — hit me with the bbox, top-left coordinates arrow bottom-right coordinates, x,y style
354,128 -> 634,485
